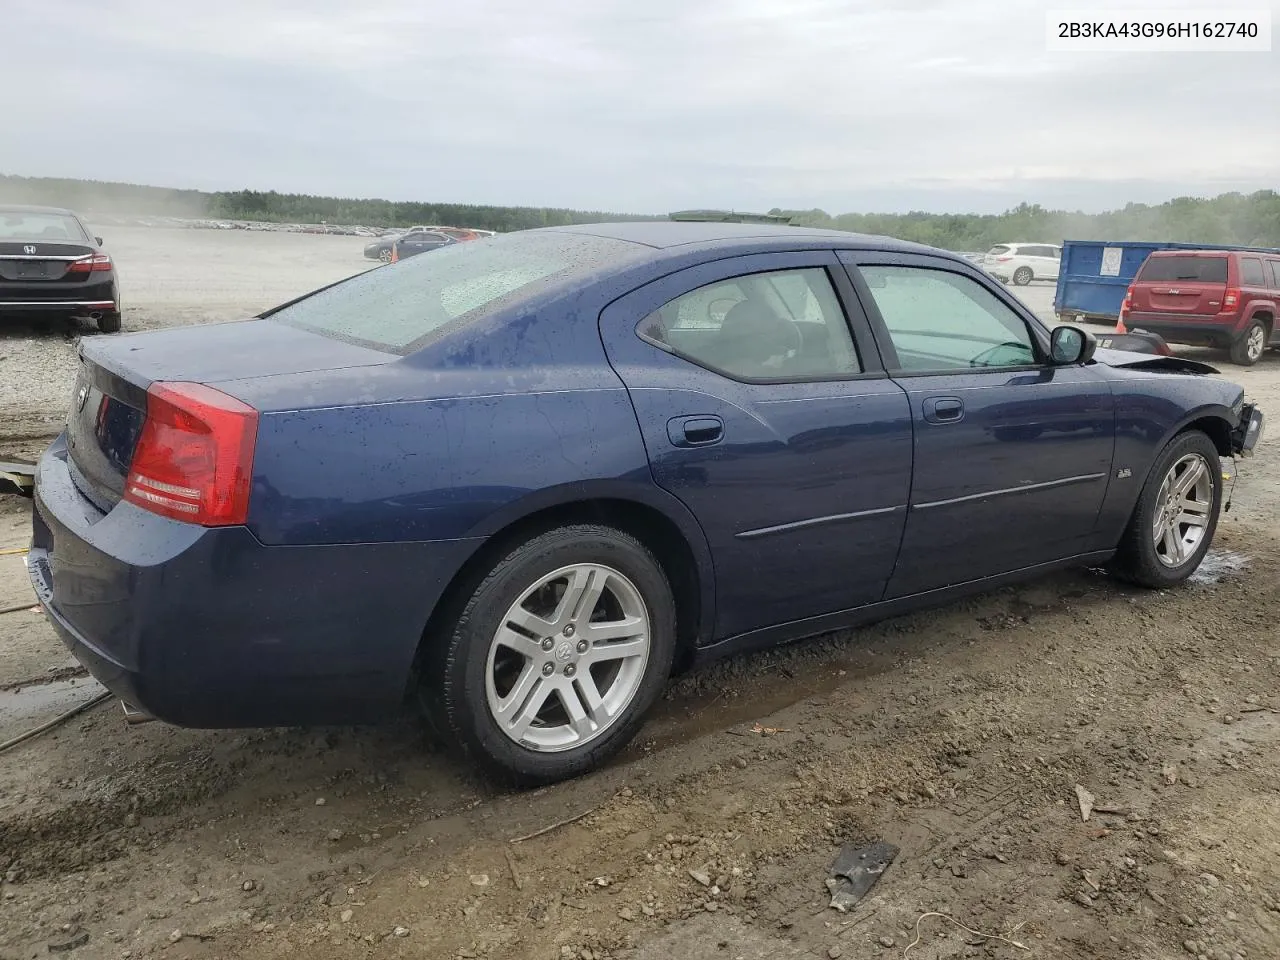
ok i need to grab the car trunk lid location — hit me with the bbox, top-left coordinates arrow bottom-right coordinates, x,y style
1131,254 -> 1228,316
66,319 -> 394,511
0,240 -> 97,285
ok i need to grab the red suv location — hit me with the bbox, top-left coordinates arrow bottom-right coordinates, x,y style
1121,250 -> 1280,365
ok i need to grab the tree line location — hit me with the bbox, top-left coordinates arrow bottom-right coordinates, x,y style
2,174 -> 1276,249
0,176 -> 647,233
774,192 -> 1280,251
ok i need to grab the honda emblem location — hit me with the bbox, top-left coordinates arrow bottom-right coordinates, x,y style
23,245 -> 36,255
76,384 -> 90,412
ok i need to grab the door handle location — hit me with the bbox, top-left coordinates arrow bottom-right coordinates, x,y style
667,415 -> 724,447
923,397 -> 964,424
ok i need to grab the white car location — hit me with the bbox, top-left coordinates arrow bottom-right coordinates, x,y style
982,243 -> 1061,285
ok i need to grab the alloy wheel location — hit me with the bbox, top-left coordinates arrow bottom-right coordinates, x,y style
485,563 -> 651,752
1247,325 -> 1265,362
1151,453 -> 1213,568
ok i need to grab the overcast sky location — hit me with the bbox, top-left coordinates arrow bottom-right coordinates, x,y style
3,0 -> 1277,214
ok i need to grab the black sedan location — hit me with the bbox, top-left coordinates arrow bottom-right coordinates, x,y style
390,229 -> 456,261
363,226 -> 437,261
0,205 -> 121,332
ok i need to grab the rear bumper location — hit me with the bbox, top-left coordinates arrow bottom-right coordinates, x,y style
0,276 -> 118,314
0,300 -> 117,313
1123,314 -> 1239,346
30,436 -> 482,727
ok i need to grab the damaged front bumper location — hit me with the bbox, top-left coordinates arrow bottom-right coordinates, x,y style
1231,402 -> 1265,457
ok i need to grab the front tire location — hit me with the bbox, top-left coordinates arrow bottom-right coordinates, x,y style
1109,430 -> 1222,588
1229,319 -> 1267,366
428,525 -> 676,786
1012,266 -> 1033,286
378,248 -> 393,263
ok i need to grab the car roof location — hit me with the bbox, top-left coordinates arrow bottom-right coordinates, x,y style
0,203 -> 79,216
536,220 -> 939,254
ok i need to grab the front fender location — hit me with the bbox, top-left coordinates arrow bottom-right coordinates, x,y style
1092,376 -> 1244,548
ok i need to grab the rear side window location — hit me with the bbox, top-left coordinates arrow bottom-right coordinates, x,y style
638,268 -> 862,381
1136,256 -> 1228,283
1240,257 -> 1265,286
1269,261 -> 1280,288
268,232 -> 646,353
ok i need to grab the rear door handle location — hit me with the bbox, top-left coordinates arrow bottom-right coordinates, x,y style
667,415 -> 724,447
923,397 -> 964,424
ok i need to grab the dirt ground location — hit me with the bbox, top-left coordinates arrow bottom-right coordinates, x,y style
1,227 -> 1278,960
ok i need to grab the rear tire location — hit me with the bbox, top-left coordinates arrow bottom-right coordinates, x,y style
96,312 -> 122,333
1012,266 -> 1033,286
1108,430 -> 1221,588
1229,319 -> 1267,366
425,525 -> 676,786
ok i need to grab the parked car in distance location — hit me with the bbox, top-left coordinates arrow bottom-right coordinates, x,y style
0,204 -> 122,332
390,229 -> 457,261
31,222 -> 1263,786
1121,249 -> 1280,366
364,226 -> 422,261
983,243 -> 1062,285
365,226 -> 493,261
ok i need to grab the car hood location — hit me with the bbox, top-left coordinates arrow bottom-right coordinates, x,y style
1090,347 -> 1219,375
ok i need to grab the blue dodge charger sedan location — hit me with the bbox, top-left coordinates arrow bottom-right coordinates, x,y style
30,221 -> 1264,784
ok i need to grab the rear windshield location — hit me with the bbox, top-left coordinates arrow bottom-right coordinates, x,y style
0,211 -> 88,242
268,231 -> 646,353
986,245 -> 1011,256
1137,255 -> 1228,283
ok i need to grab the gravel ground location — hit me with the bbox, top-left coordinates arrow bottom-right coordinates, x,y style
0,227 -> 1277,960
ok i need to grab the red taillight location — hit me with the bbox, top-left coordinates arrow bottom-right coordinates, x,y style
1120,284 -> 1135,318
124,382 -> 258,526
66,253 -> 113,273
996,256 -> 1013,262
1220,288 -> 1240,313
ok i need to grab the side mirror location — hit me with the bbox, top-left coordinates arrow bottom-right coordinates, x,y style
94,236 -> 104,245
1050,325 -> 1097,365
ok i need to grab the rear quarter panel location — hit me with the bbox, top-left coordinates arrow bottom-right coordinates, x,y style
221,277 -> 717,608
219,278 -> 720,669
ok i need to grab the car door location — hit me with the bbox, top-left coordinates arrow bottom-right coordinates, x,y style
838,252 -> 1116,598
599,251 -> 913,641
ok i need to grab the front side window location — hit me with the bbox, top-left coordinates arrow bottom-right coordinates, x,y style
859,265 -> 1038,371
638,268 -> 862,381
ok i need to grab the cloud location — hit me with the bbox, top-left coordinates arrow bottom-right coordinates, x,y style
1,0 -> 1276,213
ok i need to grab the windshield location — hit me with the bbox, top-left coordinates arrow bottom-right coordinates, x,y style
0,211 -> 88,242
1137,255 -> 1228,283
268,231 -> 646,353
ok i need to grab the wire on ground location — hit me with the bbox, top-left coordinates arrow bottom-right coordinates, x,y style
903,912 -> 1030,958
0,691 -> 112,756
